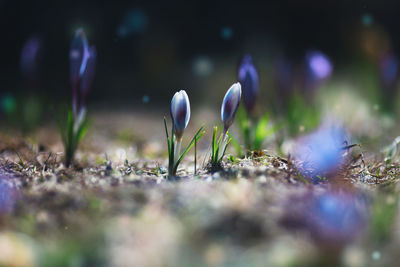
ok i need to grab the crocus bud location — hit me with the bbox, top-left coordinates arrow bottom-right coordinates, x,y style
170,90 -> 190,140
80,46 -> 97,101
238,54 -> 259,114
221,82 -> 241,132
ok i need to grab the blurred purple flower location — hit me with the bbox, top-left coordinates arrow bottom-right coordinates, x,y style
171,90 -> 190,140
275,56 -> 293,92
69,29 -> 96,115
238,54 -> 259,114
305,50 -> 332,90
70,29 -> 89,86
20,36 -> 43,87
307,191 -> 368,245
0,176 -> 19,215
80,46 -> 97,100
379,52 -> 398,88
221,82 -> 241,132
292,123 -> 348,182
274,55 -> 294,109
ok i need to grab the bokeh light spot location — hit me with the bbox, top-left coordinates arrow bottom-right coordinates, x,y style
221,27 -> 233,40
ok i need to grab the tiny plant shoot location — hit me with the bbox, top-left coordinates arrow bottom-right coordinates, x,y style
210,83 -> 241,169
164,90 -> 204,177
236,54 -> 277,154
58,29 -> 96,167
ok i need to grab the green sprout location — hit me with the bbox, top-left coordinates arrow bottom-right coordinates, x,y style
235,107 -> 278,155
164,117 -> 204,177
210,126 -> 231,170
209,82 -> 241,170
58,109 -> 90,167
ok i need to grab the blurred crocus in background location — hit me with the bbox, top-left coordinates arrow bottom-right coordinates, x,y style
304,50 -> 333,91
69,29 -> 97,117
235,54 -> 277,152
238,54 -> 259,115
20,35 -> 43,89
378,51 -> 399,113
274,55 -> 293,109
8,35 -> 46,133
292,122 -> 348,183
59,28 -> 96,167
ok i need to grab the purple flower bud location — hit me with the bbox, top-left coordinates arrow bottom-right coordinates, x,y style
69,29 -> 89,85
80,46 -> 97,99
221,82 -> 241,131
292,123 -> 348,183
170,90 -> 190,139
20,36 -> 43,87
307,191 -> 367,245
238,54 -> 259,114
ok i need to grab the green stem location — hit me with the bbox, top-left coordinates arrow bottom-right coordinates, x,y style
194,137 -> 197,175
174,138 -> 182,165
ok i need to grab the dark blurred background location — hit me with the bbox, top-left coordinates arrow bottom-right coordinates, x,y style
1,0 -> 400,108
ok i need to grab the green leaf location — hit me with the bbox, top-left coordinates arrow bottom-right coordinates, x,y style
212,126 -> 217,161
236,106 -> 251,149
227,132 -> 243,157
253,113 -> 280,151
164,117 -> 171,158
253,113 -> 269,150
218,137 -> 231,163
173,126 -> 205,174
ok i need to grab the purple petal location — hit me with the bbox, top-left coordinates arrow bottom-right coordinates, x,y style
221,83 -> 241,129
306,50 -> 333,82
379,52 -> 398,88
292,123 -> 348,182
80,46 -> 97,96
69,29 -> 89,85
20,36 -> 43,84
238,54 -> 259,113
170,90 -> 190,136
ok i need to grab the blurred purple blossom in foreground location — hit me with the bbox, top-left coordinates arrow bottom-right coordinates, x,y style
292,123 -> 348,182
306,190 -> 368,245
0,176 -> 19,215
238,54 -> 259,114
20,35 -> 43,88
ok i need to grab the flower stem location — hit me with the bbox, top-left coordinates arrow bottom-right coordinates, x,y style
174,138 -> 182,166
